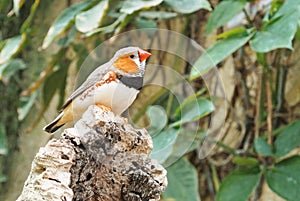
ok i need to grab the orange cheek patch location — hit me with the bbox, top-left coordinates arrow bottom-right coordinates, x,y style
114,57 -> 139,74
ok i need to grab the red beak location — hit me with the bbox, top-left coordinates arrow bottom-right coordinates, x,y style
138,49 -> 151,62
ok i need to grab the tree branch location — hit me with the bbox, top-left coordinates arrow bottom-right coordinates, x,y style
17,105 -> 167,201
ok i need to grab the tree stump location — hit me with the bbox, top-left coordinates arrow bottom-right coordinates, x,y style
17,105 -> 167,201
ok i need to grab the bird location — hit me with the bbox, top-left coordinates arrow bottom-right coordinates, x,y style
43,46 -> 151,133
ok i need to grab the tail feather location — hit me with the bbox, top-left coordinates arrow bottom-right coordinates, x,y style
43,113 -> 64,133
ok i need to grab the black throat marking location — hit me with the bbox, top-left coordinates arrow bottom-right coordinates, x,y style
119,76 -> 143,90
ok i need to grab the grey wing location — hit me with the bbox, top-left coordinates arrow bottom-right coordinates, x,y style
60,63 -> 110,111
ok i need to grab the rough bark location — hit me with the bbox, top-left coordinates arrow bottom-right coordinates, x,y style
17,105 -> 167,201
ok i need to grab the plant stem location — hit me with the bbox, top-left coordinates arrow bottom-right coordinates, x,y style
206,137 -> 238,156
210,164 -> 220,191
243,8 -> 254,27
254,69 -> 262,138
260,53 -> 273,145
266,73 -> 273,145
274,50 -> 289,128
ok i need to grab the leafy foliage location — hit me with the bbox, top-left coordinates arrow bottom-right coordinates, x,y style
171,97 -> 214,127
0,35 -> 25,64
206,0 -> 247,34
0,59 -> 26,81
150,128 -> 179,164
139,11 -> 177,20
190,28 -> 254,79
274,120 -> 300,158
216,122 -> 300,200
163,158 -> 200,201
201,0 -> 300,200
216,168 -> 261,201
266,156 -> 300,201
250,0 -> 300,52
120,0 -> 163,14
1,0 -> 300,200
41,1 -> 92,49
164,0 -> 211,14
254,137 -> 273,156
146,105 -> 168,137
75,0 -> 108,33
191,0 -> 300,78
147,94 -> 214,165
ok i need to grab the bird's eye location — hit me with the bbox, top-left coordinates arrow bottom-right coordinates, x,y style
129,54 -> 135,59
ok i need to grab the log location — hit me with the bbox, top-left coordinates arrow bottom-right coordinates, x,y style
17,105 -> 167,201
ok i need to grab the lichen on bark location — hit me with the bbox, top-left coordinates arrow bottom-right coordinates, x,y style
17,105 -> 167,201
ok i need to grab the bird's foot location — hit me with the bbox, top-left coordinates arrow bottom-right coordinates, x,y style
96,104 -> 111,112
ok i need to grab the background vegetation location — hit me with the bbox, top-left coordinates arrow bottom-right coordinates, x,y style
0,0 -> 300,200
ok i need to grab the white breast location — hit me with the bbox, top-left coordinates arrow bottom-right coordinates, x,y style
72,81 -> 139,120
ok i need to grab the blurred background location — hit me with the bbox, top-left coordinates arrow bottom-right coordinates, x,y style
0,0 -> 300,201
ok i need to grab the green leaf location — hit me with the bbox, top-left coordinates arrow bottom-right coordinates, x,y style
163,129 -> 204,166
135,17 -> 157,29
57,26 -> 76,47
0,35 -> 25,64
42,1 -> 91,49
13,0 -> 25,16
266,156 -> 300,201
232,156 -> 259,167
250,0 -> 300,52
18,91 -> 38,121
254,137 -> 273,156
0,59 -> 26,80
150,128 -> 178,164
164,158 -> 200,201
164,0 -> 211,14
75,0 -> 108,33
274,120 -> 300,158
273,0 -> 300,17
0,124 -> 8,155
120,0 -> 163,15
139,11 -> 177,20
84,13 -> 127,37
171,97 -> 214,127
206,0 -> 247,34
146,105 -> 167,136
216,168 -> 261,201
190,29 -> 254,79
